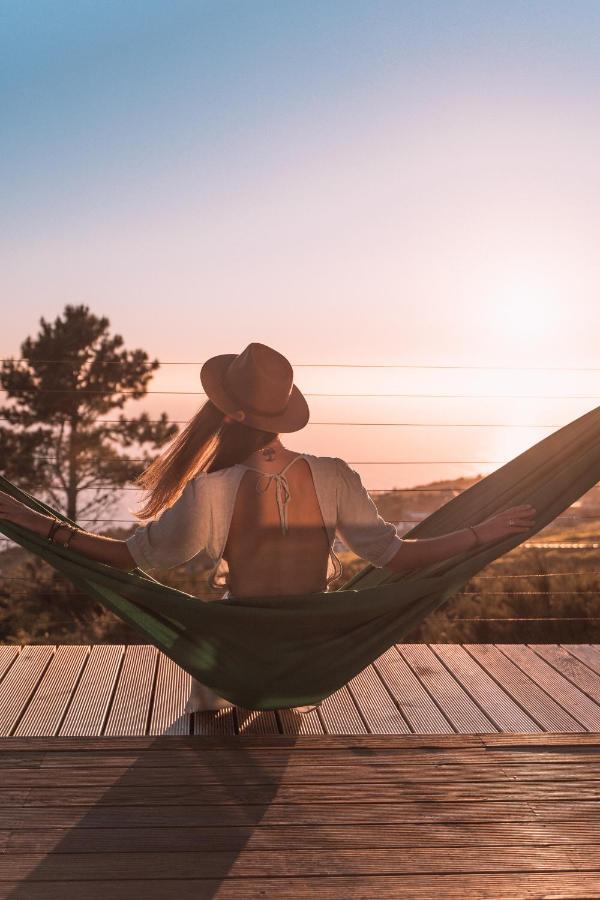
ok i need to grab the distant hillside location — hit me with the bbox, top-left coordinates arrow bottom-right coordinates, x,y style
370,476 -> 600,535
370,474 -> 484,527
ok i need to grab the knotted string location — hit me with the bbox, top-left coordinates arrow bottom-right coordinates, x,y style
243,454 -> 304,535
254,471 -> 292,534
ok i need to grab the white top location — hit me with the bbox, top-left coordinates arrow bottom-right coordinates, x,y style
125,453 -> 404,588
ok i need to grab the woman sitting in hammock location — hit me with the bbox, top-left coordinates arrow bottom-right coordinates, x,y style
0,342 -> 536,712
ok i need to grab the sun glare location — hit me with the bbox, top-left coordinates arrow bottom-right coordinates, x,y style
488,276 -> 565,342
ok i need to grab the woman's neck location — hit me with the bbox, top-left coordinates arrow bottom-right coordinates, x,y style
241,437 -> 293,469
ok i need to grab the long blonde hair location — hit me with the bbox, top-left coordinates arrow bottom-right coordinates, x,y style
133,400 -> 277,520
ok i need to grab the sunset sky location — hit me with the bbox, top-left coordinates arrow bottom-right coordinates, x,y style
2,1 -> 599,512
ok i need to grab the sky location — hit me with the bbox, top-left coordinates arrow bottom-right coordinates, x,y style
1,0 -> 599,513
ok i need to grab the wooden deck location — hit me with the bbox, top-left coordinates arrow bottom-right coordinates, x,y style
2,645 -> 600,896
2,643 -> 600,737
1,733 -> 600,897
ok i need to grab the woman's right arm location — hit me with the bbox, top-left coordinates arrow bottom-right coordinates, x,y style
385,503 -> 537,574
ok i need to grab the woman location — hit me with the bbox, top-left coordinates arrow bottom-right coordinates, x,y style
0,342 -> 536,713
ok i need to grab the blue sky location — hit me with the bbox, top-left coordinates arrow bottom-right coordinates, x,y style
2,0 -> 599,493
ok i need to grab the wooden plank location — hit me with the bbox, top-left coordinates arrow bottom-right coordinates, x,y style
26,750 -> 600,773
23,747 -> 600,771
317,685 -> 368,735
147,652 -> 191,736
432,645 -> 541,733
0,733 -> 497,752
15,780 -> 600,805
192,708 -> 236,735
373,646 -> 454,733
104,645 -> 157,736
9,820 -> 590,853
234,708 -> 280,735
276,707 -> 325,735
1,762 -> 540,787
0,800 -> 538,828
0,752 -> 45,768
2,874 -> 600,900
347,664 -> 411,734
530,800 -> 600,821
465,644 -> 584,733
58,645 -> 124,737
0,847 -> 578,879
0,645 -> 54,736
0,645 -> 19,680
498,644 -> 600,731
481,733 -> 600,747
562,643 -> 600,675
398,645 -> 497,733
13,646 -> 89,737
531,644 -> 600,703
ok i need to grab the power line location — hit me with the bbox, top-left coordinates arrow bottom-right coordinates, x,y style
4,513 -> 598,523
457,590 -> 600,596
2,570 -> 597,583
26,454 -> 548,464
473,571 -> 600,578
2,385 -> 600,399
523,542 -> 600,548
453,617 -> 600,623
1,537 -> 597,548
2,359 -> 600,371
2,390 -> 598,399
0,416 -> 571,427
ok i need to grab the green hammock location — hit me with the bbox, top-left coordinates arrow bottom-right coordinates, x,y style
1,403 -> 599,710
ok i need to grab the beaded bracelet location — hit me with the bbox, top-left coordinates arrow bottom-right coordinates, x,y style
62,525 -> 79,550
46,518 -> 62,543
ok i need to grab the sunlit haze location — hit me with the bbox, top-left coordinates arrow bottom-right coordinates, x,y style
2,1 -> 599,515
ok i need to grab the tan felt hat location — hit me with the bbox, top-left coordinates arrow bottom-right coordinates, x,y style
200,342 -> 309,433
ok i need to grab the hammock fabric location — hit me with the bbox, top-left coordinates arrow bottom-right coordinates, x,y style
1,404 -> 599,710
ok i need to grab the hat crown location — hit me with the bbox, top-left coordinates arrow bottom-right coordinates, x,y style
224,343 -> 293,416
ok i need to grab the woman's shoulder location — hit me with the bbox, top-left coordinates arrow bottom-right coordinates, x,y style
301,453 -> 355,478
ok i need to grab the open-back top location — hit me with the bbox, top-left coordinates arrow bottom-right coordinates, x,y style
126,453 -> 404,590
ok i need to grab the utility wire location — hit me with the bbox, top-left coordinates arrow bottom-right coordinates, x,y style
2,359 -> 600,371
0,415 -> 571,427
2,390 -> 598,399
2,570 -> 598,582
453,617 -> 600,623
26,454 -> 549,464
2,386 -> 600,399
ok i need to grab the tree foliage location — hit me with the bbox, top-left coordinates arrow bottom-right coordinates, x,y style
0,304 -> 178,520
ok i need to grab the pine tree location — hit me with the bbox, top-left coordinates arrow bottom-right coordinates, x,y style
0,304 -> 178,523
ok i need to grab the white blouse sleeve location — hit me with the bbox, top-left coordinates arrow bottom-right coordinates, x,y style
125,474 -> 210,571
335,458 -> 404,567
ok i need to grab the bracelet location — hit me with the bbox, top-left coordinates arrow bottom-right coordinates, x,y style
466,525 -> 481,547
46,518 -> 62,543
62,525 -> 80,550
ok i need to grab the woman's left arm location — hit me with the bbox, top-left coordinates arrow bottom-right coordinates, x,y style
0,490 -> 136,570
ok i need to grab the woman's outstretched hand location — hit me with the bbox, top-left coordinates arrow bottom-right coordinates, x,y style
473,504 -> 537,545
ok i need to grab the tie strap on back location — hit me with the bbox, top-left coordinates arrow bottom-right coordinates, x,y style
243,454 -> 304,535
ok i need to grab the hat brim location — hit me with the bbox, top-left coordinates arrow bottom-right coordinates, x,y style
200,353 -> 310,433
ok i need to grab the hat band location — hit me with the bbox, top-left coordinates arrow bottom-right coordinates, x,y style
222,379 -> 290,419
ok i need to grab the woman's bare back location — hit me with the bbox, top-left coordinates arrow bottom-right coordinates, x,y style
223,454 -> 331,597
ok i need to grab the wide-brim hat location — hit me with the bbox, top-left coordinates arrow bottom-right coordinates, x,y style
200,342 -> 310,433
